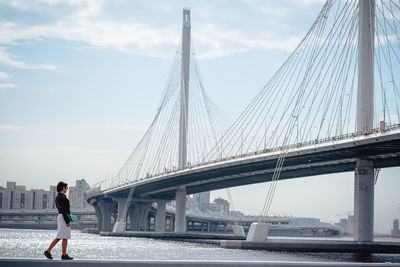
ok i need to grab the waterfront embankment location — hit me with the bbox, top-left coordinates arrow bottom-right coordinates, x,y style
2,258 -> 400,267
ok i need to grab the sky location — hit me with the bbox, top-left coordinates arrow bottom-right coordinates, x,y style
0,0 -> 398,234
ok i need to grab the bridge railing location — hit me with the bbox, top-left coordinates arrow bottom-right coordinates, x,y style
96,123 -> 400,192
186,123 -> 400,169
85,186 -> 103,199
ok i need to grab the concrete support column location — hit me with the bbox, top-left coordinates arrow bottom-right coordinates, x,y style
115,198 -> 128,222
155,200 -> 167,232
130,204 -> 140,231
354,159 -> 375,242
142,203 -> 152,231
171,216 -> 175,231
175,186 -> 187,233
93,201 -> 103,231
99,200 -> 115,232
129,202 -> 152,231
112,197 -> 129,233
127,206 -> 134,231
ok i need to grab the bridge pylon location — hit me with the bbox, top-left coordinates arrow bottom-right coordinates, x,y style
354,0 -> 375,243
175,8 -> 191,233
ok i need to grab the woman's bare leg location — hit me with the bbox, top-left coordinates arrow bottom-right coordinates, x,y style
47,238 -> 60,252
62,239 -> 68,256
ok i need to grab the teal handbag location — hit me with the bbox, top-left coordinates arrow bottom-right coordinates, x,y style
67,214 -> 75,222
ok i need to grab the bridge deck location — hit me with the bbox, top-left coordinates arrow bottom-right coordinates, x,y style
97,129 -> 400,200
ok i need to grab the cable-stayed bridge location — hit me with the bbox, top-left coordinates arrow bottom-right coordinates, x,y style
87,1 -> 400,243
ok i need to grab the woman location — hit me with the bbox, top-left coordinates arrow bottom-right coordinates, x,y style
44,181 -> 73,260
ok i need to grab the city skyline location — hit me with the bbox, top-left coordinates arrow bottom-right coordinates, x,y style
0,0 -> 399,234
0,179 -> 91,210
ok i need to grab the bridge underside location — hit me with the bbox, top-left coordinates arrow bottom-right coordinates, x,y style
102,132 -> 400,200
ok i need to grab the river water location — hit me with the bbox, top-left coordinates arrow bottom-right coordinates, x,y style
0,228 -> 399,263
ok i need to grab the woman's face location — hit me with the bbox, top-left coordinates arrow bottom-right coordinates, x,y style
62,186 -> 68,194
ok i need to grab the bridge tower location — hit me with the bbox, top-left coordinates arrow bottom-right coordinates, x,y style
355,0 -> 375,242
175,8 -> 191,233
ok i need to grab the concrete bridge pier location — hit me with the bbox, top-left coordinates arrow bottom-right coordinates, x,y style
91,201 -> 103,231
175,186 -> 187,233
98,199 -> 115,232
354,159 -> 375,242
112,197 -> 129,233
129,202 -> 152,231
127,206 -> 135,231
155,200 -> 167,232
115,198 -> 128,222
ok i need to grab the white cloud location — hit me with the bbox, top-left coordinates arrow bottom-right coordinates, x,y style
0,0 -> 31,10
0,71 -> 14,89
0,0 -> 103,15
0,18 -> 179,58
0,71 -> 12,79
194,24 -> 302,59
0,18 -> 301,59
56,20 -> 179,58
0,0 -> 306,59
0,83 -> 16,89
0,47 -> 59,70
0,124 -> 23,131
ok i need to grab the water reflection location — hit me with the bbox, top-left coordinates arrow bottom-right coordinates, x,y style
0,229 -> 399,263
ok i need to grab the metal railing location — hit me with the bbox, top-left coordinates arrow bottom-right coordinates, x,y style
95,123 -> 400,193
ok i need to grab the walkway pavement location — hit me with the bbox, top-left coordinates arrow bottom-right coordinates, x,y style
1,258 -> 400,267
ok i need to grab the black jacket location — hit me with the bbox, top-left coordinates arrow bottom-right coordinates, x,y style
55,193 -> 71,224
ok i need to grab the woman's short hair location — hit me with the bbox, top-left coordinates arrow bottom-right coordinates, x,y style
57,181 -> 68,193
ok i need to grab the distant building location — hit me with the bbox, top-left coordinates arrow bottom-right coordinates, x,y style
0,180 -> 91,211
191,194 -> 231,215
193,192 -> 210,212
0,182 -> 53,210
186,195 -> 198,211
392,219 -> 400,237
49,186 -> 57,209
334,214 -> 354,234
31,189 -> 50,210
68,179 -> 91,210
211,197 -> 230,214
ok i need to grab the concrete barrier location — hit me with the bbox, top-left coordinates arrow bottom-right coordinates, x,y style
1,258 -> 400,267
221,239 -> 400,254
